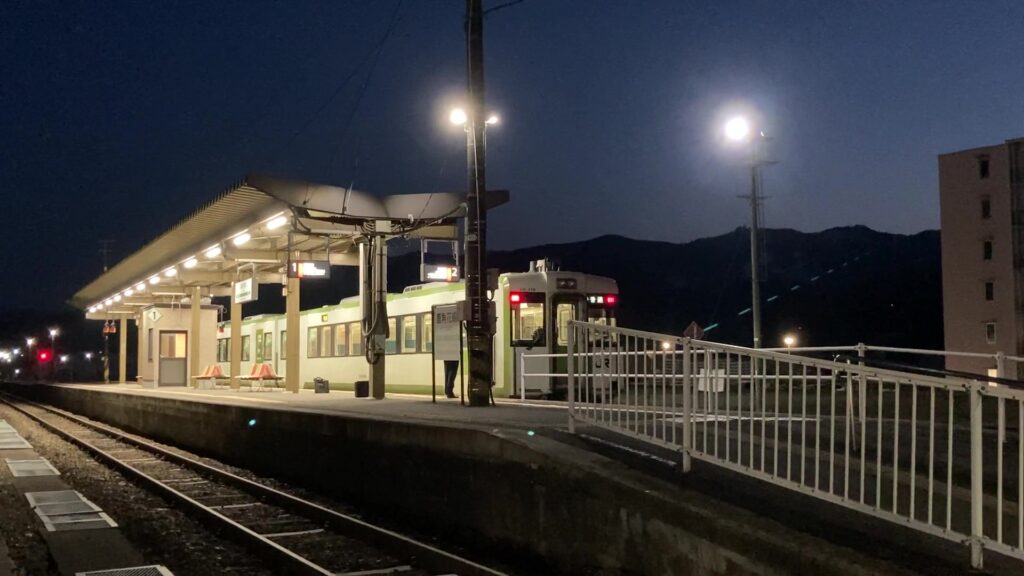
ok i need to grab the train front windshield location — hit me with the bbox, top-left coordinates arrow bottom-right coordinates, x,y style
586,294 -> 617,326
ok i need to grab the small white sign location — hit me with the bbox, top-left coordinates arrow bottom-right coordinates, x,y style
235,278 -> 255,304
433,303 -> 462,361
146,308 -> 163,323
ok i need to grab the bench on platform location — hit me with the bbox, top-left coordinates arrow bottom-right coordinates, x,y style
192,364 -> 229,389
240,363 -> 284,391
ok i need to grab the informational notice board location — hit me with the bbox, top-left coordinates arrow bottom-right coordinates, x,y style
432,303 -> 462,361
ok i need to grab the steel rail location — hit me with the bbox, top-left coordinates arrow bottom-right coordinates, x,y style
0,394 -> 506,576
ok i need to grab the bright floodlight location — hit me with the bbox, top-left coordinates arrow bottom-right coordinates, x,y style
233,232 -> 251,246
205,246 -> 222,259
60,355 -> 68,363
184,258 -> 198,269
136,282 -> 146,292
266,215 -> 288,230
85,352 -> 93,360
449,108 -> 468,126
49,328 -> 59,338
784,335 -> 796,347
26,337 -> 35,347
485,114 -> 500,126
149,276 -> 160,285
164,267 -> 177,277
124,288 -> 134,297
725,116 -> 750,141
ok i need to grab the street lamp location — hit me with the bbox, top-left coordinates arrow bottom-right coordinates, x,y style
725,115 -> 774,349
25,337 -> 36,349
783,334 -> 796,353
449,103 -> 501,407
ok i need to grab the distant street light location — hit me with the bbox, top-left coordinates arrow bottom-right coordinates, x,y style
85,352 -> 93,360
724,114 -> 774,349
724,116 -> 750,141
26,337 -> 36,349
449,108 -> 468,126
784,334 -> 796,353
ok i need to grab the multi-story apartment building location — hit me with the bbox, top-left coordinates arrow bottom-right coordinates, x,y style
939,138 -> 1024,377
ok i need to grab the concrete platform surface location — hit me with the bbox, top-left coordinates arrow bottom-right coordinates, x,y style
49,382 -> 568,431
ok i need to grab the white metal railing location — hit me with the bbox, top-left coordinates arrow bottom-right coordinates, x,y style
763,343 -> 1024,377
565,321 -> 1024,570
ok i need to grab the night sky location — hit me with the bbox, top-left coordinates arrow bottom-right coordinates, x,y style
2,0 -> 1022,311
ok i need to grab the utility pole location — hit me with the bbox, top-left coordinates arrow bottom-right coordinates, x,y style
98,239 -> 114,271
742,135 -> 773,349
464,0 -> 493,406
748,165 -> 762,349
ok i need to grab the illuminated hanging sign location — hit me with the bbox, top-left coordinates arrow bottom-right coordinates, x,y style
423,264 -> 460,282
288,260 -> 331,279
234,277 -> 256,304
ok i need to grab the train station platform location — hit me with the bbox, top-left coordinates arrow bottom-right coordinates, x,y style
49,383 -> 569,432
3,380 -> 1017,575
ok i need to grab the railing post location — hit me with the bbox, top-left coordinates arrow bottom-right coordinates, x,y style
681,338 -> 692,473
568,322 -> 576,434
856,343 -> 866,454
969,381 -> 984,569
995,351 -> 1006,380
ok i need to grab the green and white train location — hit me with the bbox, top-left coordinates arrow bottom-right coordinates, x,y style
215,263 -> 618,398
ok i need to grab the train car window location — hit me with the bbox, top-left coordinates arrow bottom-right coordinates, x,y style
241,335 -> 251,362
349,322 -> 362,356
262,332 -> 273,361
307,327 -> 319,358
511,297 -> 546,346
421,313 -> 433,353
333,324 -> 347,357
280,330 -> 287,360
319,325 -> 333,358
556,303 -> 575,346
217,338 -> 229,362
386,318 -> 398,354
401,316 -> 418,353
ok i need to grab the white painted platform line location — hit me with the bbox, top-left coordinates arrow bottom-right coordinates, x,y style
4,458 -> 60,477
75,566 -> 175,576
25,490 -> 118,532
0,421 -> 32,450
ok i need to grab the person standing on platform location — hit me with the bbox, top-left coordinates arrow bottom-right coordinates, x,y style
443,359 -> 459,399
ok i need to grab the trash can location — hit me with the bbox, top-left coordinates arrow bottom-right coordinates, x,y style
354,380 -> 369,398
313,377 -> 330,394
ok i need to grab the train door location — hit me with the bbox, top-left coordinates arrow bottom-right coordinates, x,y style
510,291 -> 547,397
550,293 -> 586,399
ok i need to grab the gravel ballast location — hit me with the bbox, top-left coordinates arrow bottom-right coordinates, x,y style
0,404 -> 275,576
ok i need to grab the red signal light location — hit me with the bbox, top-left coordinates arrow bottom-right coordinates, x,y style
509,292 -> 523,304
605,294 -> 618,306
37,349 -> 52,363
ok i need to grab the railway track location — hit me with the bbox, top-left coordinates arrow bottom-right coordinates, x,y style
0,394 -> 506,576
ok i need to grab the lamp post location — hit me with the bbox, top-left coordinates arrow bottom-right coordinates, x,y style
784,334 -> 796,353
49,328 -> 59,381
725,116 -> 773,349
450,93 -> 500,407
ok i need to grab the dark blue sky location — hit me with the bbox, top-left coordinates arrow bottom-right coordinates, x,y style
2,0 -> 1022,310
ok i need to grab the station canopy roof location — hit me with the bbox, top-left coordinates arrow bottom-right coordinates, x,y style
74,174 -> 508,317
